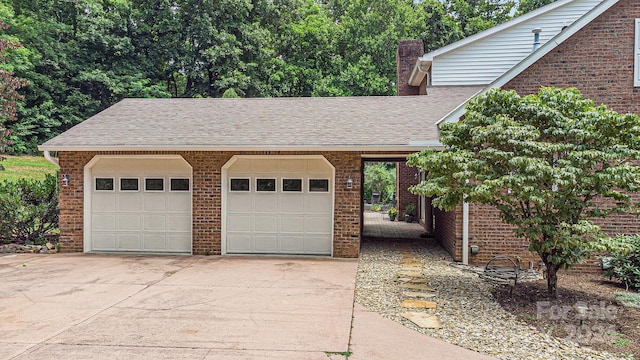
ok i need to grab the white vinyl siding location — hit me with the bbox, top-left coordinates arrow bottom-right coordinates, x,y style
635,19 -> 640,87
431,0 -> 603,86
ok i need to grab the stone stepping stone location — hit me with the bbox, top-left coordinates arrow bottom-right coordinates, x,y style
398,271 -> 422,277
402,313 -> 442,329
396,277 -> 413,283
403,291 -> 436,298
401,266 -> 422,272
401,257 -> 420,263
408,278 -> 428,283
400,283 -> 436,291
402,262 -> 423,267
401,299 -> 437,309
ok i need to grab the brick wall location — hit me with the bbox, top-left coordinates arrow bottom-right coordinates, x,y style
504,0 -> 640,114
464,0 -> 640,265
396,161 -> 420,220
433,204 -> 462,260
396,39 -> 424,96
57,150 -> 362,258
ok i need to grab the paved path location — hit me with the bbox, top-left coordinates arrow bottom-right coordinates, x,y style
362,211 -> 426,239
0,253 -> 494,360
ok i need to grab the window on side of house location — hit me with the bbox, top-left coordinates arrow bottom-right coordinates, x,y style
633,19 -> 640,87
95,178 -> 114,191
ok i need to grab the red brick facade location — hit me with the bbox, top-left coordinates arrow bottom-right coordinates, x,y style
461,0 -> 640,265
396,161 -> 420,220
57,151 -> 362,258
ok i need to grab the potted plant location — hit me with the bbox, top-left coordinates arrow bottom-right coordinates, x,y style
388,207 -> 398,221
404,204 -> 415,223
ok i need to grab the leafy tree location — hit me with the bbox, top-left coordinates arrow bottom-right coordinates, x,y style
515,0 -> 553,16
407,87 -> 640,297
0,20 -> 28,155
364,162 -> 396,204
446,0 -> 515,36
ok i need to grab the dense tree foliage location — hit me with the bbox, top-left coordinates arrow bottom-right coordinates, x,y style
0,0 -> 547,153
408,87 -> 640,297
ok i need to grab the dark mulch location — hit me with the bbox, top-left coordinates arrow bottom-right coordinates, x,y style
494,271 -> 640,358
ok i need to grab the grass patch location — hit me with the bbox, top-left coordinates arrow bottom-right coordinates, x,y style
616,291 -> 640,309
0,155 -> 59,182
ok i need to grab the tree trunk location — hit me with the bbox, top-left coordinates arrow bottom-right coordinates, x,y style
544,260 -> 559,298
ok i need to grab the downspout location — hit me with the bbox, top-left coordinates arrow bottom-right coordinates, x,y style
43,150 -> 59,167
462,200 -> 469,265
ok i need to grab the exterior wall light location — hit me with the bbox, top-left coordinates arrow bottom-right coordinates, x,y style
346,176 -> 353,189
62,174 -> 70,187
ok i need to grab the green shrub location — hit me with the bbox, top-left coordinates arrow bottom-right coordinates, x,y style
0,173 -> 59,244
370,204 -> 382,212
604,235 -> 640,291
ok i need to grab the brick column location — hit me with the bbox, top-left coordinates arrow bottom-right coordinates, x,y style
396,39 -> 424,96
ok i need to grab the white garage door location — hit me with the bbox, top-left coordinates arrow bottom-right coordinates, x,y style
224,156 -> 334,255
88,156 -> 192,254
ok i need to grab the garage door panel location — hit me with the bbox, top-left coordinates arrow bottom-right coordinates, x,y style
143,234 -> 166,250
254,196 -> 278,213
118,214 -> 141,231
144,195 -> 166,212
118,233 -> 142,250
93,215 -> 116,230
167,194 -> 190,212
305,196 -> 332,214
90,157 -> 192,254
280,196 -> 304,213
93,233 -> 116,249
280,216 -> 304,233
228,215 -> 252,232
118,194 -> 142,211
144,214 -> 166,231
93,194 -> 116,212
305,216 -> 332,233
227,234 -> 252,251
255,215 -> 278,232
167,214 -> 191,232
228,196 -> 252,213
254,235 -> 278,252
225,157 -> 333,256
280,235 -> 304,252
305,235 -> 332,254
279,159 -> 307,173
167,234 -> 191,252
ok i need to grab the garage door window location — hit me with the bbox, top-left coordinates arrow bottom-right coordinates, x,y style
145,178 -> 164,191
171,178 -> 190,191
95,178 -> 114,191
309,179 -> 329,192
230,178 -> 250,192
256,178 -> 276,192
282,179 -> 302,192
120,178 -> 139,191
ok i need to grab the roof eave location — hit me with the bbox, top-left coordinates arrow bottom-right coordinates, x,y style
38,143 -> 444,153
408,58 -> 432,86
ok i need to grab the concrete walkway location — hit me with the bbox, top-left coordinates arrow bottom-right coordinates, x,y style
0,253 -> 494,360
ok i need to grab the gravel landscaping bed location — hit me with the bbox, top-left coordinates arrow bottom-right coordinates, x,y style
355,237 -> 624,360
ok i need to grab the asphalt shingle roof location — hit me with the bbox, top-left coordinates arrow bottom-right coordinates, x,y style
39,86 -> 482,151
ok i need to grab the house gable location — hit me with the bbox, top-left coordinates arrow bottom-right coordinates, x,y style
409,0 -> 604,87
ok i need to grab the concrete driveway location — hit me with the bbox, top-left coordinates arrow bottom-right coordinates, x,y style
1,254 -> 357,360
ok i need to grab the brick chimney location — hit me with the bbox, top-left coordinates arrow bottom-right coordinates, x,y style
396,39 -> 425,96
